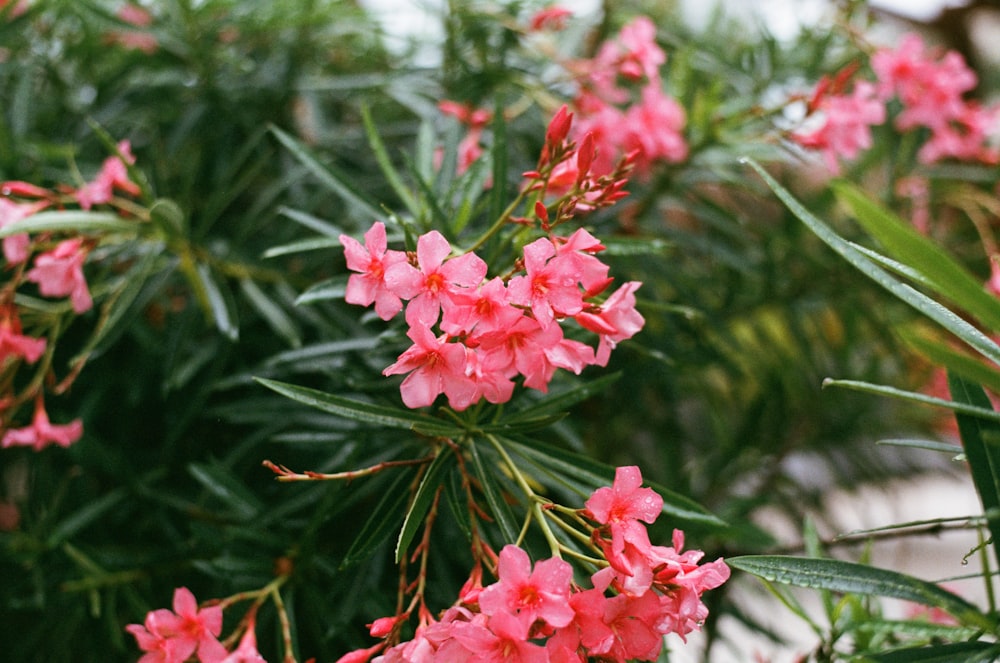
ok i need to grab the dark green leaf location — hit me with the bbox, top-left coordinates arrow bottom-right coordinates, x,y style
470,439 -> 521,544
504,373 -> 621,423
948,373 -> 1000,572
47,488 -> 128,547
254,378 -> 463,436
396,447 -> 453,562
188,461 -> 265,521
863,641 -> 1000,663
341,469 -> 416,568
262,236 -> 343,259
270,125 -> 383,220
729,555 -> 992,630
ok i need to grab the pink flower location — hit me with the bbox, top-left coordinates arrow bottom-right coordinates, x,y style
126,614 -> 195,663
479,544 -> 576,628
75,140 -> 142,209
382,323 -> 477,410
648,530 -> 730,640
340,222 -> 410,320
507,237 -> 584,329
127,587 -> 226,663
476,315 -> 564,392
26,237 -> 93,313
384,230 -> 487,326
575,281 -> 645,367
0,197 -> 47,264
793,81 -> 885,173
218,622 -> 266,663
585,466 -> 662,527
1,397 -> 83,451
441,276 -> 521,336
0,305 -> 46,365
622,86 -> 688,174
452,610 -> 550,663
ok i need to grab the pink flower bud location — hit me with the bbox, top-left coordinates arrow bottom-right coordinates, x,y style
545,105 -> 573,147
367,614 -> 405,638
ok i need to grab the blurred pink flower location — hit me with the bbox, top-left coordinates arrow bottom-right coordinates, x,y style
1,397 -> 83,451
793,81 -> 885,173
26,237 -> 93,313
75,140 -> 142,210
0,304 -> 46,364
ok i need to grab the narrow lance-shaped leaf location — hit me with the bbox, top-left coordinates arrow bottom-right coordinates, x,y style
0,210 -> 136,238
823,378 -> 1000,423
833,180 -> 1000,332
864,641 -> 1000,663
396,446 -> 454,563
728,555 -> 994,631
254,377 -> 463,437
743,158 -> 1000,368
342,468 -> 418,568
470,439 -> 521,544
269,125 -> 383,221
948,372 -> 1000,572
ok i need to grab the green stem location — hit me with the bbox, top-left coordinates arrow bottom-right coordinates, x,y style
484,433 -> 562,558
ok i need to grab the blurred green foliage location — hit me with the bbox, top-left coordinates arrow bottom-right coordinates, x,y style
1,1 -> 994,661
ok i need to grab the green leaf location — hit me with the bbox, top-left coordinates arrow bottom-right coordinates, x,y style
269,125 -> 383,220
262,236 -> 342,259
504,437 -> 726,528
396,447 -> 453,563
834,181 -> 1000,332
0,210 -> 136,238
823,378 -> 1000,423
361,104 -> 419,218
193,262 -> 238,341
470,439 -> 521,544
149,198 -> 186,237
743,158 -> 1000,368
504,373 -> 621,423
948,372 -> 1000,572
342,468 -> 416,568
901,329 -> 1000,397
239,278 -> 302,348
863,641 -> 1000,663
254,378 -> 463,436
47,488 -> 128,547
276,205 -> 344,238
728,555 -> 992,630
188,461 -> 265,521
488,103 -> 508,227
294,276 -> 347,305
876,438 -> 964,454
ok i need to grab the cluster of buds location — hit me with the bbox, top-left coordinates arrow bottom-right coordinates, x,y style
337,466 -> 729,663
0,141 -> 142,450
340,107 -> 644,411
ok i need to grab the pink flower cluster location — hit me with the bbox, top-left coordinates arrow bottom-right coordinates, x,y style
1,140 -> 141,451
127,587 -> 266,663
793,33 -> 1000,171
568,17 -> 688,178
338,466 -> 729,663
340,221 -> 643,410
